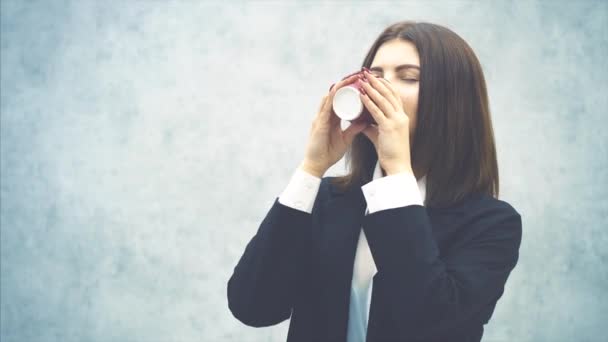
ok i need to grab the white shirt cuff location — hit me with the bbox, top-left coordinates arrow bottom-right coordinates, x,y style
278,167 -> 322,214
361,172 -> 423,214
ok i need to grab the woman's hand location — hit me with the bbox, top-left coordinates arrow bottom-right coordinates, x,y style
300,74 -> 370,178
359,71 -> 414,176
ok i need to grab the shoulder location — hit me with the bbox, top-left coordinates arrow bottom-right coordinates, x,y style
429,193 -> 522,251
464,194 -> 523,246
473,194 -> 522,226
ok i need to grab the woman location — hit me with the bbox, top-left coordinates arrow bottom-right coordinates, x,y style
227,21 -> 522,342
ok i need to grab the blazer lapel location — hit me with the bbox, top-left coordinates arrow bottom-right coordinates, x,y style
317,184 -> 367,339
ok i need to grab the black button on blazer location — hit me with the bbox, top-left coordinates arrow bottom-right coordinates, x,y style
228,176 -> 522,342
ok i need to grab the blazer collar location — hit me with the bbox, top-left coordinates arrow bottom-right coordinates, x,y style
318,163 -> 428,338
318,183 -> 367,338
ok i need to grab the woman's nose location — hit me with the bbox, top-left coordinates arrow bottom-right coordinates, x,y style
374,71 -> 393,84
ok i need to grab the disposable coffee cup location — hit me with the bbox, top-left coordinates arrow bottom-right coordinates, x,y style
331,69 -> 375,125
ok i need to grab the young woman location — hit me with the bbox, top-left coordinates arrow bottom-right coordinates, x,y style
227,21 -> 522,342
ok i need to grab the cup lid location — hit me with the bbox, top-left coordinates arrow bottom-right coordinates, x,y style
332,86 -> 363,121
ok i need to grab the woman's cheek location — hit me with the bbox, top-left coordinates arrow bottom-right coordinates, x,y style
399,92 -> 417,112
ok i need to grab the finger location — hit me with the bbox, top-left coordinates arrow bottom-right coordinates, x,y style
364,73 -> 400,112
359,92 -> 388,126
331,73 -> 361,92
362,72 -> 400,116
376,77 -> 403,110
360,80 -> 394,121
342,121 -> 368,145
319,94 -> 328,112
315,94 -> 330,120
364,71 -> 396,97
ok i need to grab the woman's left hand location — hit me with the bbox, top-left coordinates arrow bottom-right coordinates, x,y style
359,71 -> 414,176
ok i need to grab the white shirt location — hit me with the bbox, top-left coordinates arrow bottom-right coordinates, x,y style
278,160 -> 426,341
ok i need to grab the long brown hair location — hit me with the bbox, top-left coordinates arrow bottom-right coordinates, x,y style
331,21 -> 500,209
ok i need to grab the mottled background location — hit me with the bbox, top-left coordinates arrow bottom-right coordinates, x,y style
1,0 -> 606,341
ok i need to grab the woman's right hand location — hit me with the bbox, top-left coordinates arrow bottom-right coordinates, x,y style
300,74 -> 371,177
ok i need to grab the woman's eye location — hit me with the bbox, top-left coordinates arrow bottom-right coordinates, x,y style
371,74 -> 417,82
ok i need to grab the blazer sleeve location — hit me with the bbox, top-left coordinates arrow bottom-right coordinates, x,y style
362,203 -> 522,340
227,177 -> 323,327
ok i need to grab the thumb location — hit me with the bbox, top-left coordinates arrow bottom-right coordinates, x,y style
361,124 -> 379,147
342,121 -> 368,145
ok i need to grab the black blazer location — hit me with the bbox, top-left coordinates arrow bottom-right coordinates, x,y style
227,176 -> 522,342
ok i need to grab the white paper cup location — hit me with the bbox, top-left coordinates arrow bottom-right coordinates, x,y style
333,86 -> 364,121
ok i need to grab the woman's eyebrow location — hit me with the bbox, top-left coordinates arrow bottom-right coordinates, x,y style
369,64 -> 420,72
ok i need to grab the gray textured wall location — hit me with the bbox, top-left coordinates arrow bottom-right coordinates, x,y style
1,1 -> 606,341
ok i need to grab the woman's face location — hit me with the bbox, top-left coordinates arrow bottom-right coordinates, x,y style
368,39 -> 420,138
